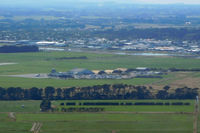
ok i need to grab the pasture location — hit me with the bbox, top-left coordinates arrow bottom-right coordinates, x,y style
0,100 -> 198,133
0,51 -> 200,88
0,113 -> 195,133
0,100 -> 195,113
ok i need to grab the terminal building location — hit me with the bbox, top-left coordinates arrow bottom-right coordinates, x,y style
48,68 -> 95,79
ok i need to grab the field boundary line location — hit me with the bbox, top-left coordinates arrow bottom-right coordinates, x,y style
193,96 -> 199,133
0,111 -> 194,115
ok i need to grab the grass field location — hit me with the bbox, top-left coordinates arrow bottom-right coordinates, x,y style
0,76 -> 162,88
56,100 -> 195,112
0,113 -> 195,133
0,100 -> 195,113
0,43 -> 8,46
0,100 -> 198,133
0,101 -> 40,112
0,51 -> 200,88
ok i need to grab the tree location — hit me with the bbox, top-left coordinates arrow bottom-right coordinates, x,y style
44,86 -> 55,100
29,87 -> 42,100
156,90 -> 169,99
163,85 -> 170,91
40,99 -> 51,112
55,88 -> 62,100
136,86 -> 152,99
6,87 -> 23,100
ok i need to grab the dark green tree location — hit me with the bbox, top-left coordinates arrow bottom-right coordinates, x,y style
156,90 -> 169,99
45,86 -> 55,100
55,88 -> 62,100
6,87 -> 23,100
40,99 -> 51,112
163,85 -> 170,91
29,87 -> 42,100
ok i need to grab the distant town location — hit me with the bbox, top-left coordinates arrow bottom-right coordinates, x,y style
1,38 -> 200,54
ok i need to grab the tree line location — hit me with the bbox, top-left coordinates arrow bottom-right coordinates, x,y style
0,84 -> 198,100
62,102 -> 191,106
94,28 -> 200,41
60,107 -> 105,112
0,45 -> 39,53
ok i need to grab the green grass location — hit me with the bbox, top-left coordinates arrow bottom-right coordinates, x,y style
0,113 -> 195,133
0,100 -> 194,113
0,76 -> 162,88
1,51 -> 200,74
0,51 -> 200,88
0,113 -> 31,133
56,100 -> 195,112
0,101 -> 41,112
0,43 -> 8,46
0,100 -> 197,133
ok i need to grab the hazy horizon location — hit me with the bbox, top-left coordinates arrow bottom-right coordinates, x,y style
1,0 -> 200,6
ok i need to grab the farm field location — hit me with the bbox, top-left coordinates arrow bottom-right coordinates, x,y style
0,113 -> 195,133
149,71 -> 200,89
0,51 -> 200,88
10,113 -> 198,133
0,99 -> 198,133
0,76 -> 162,88
0,100 -> 195,113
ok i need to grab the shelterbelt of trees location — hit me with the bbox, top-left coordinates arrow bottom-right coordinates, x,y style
0,45 -> 39,53
0,84 -> 198,100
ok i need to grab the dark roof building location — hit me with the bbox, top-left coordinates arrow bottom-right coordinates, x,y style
67,68 -> 94,75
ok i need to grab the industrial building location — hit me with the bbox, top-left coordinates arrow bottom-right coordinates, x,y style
48,67 -> 164,79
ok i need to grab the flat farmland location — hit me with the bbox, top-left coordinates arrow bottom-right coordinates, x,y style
0,51 -> 200,88
0,112 -> 196,133
0,99 -> 198,133
0,100 -> 195,113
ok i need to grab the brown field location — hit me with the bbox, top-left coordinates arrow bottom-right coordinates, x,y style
149,72 -> 200,90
